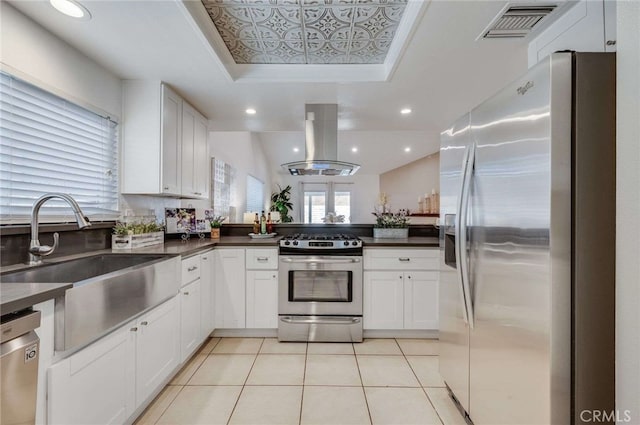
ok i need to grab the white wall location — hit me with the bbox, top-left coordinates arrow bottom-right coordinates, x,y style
278,173 -> 380,224
206,131 -> 274,223
616,1 -> 640,421
0,2 -> 122,118
379,152 -> 440,214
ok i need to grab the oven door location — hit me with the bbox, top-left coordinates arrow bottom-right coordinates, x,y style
279,256 -> 363,316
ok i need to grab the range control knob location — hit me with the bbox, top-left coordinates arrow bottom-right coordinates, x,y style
293,241 -> 299,246
344,241 -> 349,246
352,241 -> 359,246
284,241 -> 291,246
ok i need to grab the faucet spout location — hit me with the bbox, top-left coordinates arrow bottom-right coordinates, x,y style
29,193 -> 92,266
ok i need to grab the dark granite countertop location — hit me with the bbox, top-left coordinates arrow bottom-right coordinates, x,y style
1,282 -> 72,315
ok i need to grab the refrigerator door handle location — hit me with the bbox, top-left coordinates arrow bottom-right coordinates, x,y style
459,143 -> 476,329
455,146 -> 471,326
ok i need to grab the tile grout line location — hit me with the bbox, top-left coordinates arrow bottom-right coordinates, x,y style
353,342 -> 374,425
224,337 -> 265,425
299,341 -> 309,425
397,338 -> 446,425
151,384 -> 186,425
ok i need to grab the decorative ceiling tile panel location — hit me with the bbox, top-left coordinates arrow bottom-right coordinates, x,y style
201,0 -> 407,64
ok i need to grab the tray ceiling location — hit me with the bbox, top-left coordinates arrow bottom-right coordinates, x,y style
201,0 -> 408,64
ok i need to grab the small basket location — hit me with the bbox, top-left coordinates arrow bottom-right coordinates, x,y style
112,231 -> 164,250
373,228 -> 409,239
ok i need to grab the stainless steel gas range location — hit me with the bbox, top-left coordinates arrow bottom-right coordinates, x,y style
278,234 -> 363,342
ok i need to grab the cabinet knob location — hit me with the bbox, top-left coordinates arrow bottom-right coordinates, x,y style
407,275 -> 412,279
202,257 -> 208,260
187,266 -> 198,272
272,275 -> 276,278
130,327 -> 138,332
399,258 -> 410,262
257,257 -> 269,261
606,40 -> 616,46
184,291 -> 190,295
163,186 -> 169,190
399,276 -> 403,279
141,321 -> 148,326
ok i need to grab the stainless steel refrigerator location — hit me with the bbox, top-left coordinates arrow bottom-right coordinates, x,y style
439,52 -> 616,425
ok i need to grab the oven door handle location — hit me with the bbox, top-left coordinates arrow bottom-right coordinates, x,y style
280,316 -> 361,325
280,257 -> 361,264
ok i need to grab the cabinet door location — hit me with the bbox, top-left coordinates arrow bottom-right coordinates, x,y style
193,112 -> 208,199
48,322 -> 135,425
181,102 -> 196,197
161,84 -> 181,195
404,271 -> 439,330
180,280 -> 202,362
363,271 -> 404,329
246,270 -> 278,328
215,249 -> 246,328
136,297 -> 179,405
200,251 -> 215,339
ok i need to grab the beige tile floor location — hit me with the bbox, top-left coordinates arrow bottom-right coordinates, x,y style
136,337 -> 468,425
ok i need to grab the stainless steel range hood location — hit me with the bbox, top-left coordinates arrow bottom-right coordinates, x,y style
282,104 -> 360,176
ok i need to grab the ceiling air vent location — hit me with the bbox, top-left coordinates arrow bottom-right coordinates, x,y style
483,5 -> 557,38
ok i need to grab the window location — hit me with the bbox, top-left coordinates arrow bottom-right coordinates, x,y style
0,72 -> 119,223
211,157 -> 236,219
246,174 -> 264,214
301,182 -> 352,223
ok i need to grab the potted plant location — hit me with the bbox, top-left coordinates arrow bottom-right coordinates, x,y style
372,208 -> 410,239
270,184 -> 294,223
112,221 -> 164,250
209,215 -> 225,239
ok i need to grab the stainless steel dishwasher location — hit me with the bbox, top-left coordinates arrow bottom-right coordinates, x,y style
1,309 -> 41,425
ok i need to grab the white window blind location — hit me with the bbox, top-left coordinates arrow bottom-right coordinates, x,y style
246,175 -> 264,214
0,72 -> 119,223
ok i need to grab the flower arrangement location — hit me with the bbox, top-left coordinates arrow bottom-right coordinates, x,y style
208,215 -> 226,229
372,207 -> 410,228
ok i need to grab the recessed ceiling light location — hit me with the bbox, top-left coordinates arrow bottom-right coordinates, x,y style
351,147 -> 358,153
400,108 -> 412,115
404,147 -> 411,152
245,108 -> 256,115
49,0 -> 91,20
293,147 -> 299,153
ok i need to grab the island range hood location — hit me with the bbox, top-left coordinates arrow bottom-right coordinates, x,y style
282,104 -> 360,176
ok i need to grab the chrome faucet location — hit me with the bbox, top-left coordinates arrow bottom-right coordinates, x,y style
29,193 -> 91,266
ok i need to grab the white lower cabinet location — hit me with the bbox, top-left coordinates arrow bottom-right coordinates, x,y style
403,271 -> 439,329
48,320 -> 135,425
48,297 -> 179,425
363,248 -> 439,331
246,270 -> 278,328
134,297 -> 180,405
179,279 -> 201,362
199,250 -> 215,339
214,249 -> 246,328
363,271 -> 404,329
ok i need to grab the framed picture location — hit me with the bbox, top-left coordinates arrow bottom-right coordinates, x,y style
164,208 -> 196,234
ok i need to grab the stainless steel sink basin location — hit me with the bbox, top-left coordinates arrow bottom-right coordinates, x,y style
2,253 -> 181,353
1,254 -> 168,284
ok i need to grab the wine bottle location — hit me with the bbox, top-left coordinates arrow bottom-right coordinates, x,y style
253,213 -> 260,234
267,212 -> 273,234
260,210 -> 267,234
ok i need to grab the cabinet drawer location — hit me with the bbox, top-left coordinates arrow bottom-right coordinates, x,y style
246,248 -> 278,270
181,255 -> 201,285
363,248 -> 438,271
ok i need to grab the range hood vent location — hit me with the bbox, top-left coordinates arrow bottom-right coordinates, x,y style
483,5 -> 557,38
282,104 -> 360,176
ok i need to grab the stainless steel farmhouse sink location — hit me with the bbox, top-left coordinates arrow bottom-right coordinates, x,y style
2,254 -> 180,352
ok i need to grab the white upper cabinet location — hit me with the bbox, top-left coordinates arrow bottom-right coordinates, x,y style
122,80 -> 208,199
528,0 -> 616,67
181,102 -> 208,199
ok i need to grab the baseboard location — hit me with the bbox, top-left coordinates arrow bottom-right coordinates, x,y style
364,329 -> 439,339
213,328 -> 278,338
